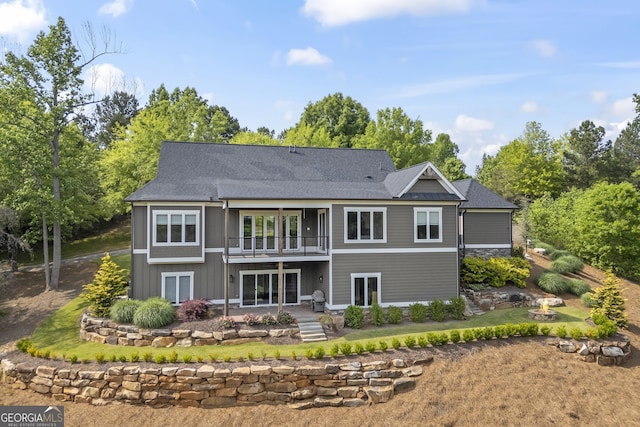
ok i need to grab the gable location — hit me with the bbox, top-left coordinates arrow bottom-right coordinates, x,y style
406,177 -> 448,194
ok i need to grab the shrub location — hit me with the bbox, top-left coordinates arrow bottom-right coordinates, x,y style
130,352 -> 140,362
503,323 -> 517,337
404,336 -> 416,349
365,341 -> 377,353
387,306 -> 403,324
369,302 -> 386,326
16,338 -> 32,353
291,351 -> 297,360
142,351 -> 153,362
82,253 -> 129,318
532,241 -> 556,256
379,340 -> 388,351
315,347 -> 326,359
437,332 -> 449,345
223,354 -> 232,362
569,327 -> 583,340
305,349 -> 314,360
551,255 -> 584,274
580,292 -> 595,308
568,279 -> 591,296
196,355 -> 204,363
418,335 -> 429,348
462,329 -> 475,342
155,354 -> 166,364
540,325 -> 551,336
168,351 -> 179,363
596,319 -> 618,338
247,352 -> 255,361
512,245 -> 525,258
95,354 -> 105,364
555,325 -> 567,339
344,305 -> 365,329
518,322 -> 538,337
242,313 -> 260,326
110,299 -> 142,324
447,297 -> 466,320
262,313 -> 277,325
408,303 -> 427,322
220,316 -> 235,329
340,343 -> 353,356
209,353 -> 219,362
118,355 -> 127,363
69,355 -> 78,364
330,344 -> 340,358
493,325 -> 505,338
391,337 -> 401,350
535,272 -> 570,295
177,299 -> 209,322
461,256 -> 530,288
549,250 -> 573,260
590,272 -> 628,328
449,330 -> 461,343
277,311 -> 295,325
354,343 -> 365,355
109,354 -> 117,363
273,350 -> 280,360
182,354 -> 193,363
133,297 -> 176,329
481,327 -> 494,340
428,300 -> 446,322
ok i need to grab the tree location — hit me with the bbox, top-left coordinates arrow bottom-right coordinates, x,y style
294,93 -> 370,148
230,131 -> 280,146
590,271 -> 627,328
476,122 -> 563,200
0,207 -> 32,272
91,90 -> 139,149
283,122 -> 337,148
99,85 -> 237,213
352,107 -> 431,169
82,252 -> 128,317
0,17 -> 117,290
563,120 -> 611,189
430,133 -> 470,180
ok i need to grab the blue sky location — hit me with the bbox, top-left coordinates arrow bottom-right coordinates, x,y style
1,0 -> 638,174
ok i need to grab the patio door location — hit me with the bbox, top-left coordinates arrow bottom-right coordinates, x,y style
352,273 -> 381,307
241,269 -> 300,306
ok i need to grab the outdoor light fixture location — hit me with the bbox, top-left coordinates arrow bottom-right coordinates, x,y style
229,274 -> 234,283
319,275 -> 323,283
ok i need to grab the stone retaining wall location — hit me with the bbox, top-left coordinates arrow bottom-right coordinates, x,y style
0,358 -> 428,409
80,313 -> 298,347
548,334 -> 632,366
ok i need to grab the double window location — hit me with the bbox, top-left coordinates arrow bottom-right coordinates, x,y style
161,272 -> 193,305
414,208 -> 442,242
154,210 -> 199,246
241,211 -> 301,252
344,208 -> 386,242
351,273 -> 381,307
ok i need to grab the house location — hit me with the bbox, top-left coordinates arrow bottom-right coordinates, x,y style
125,141 -> 515,312
452,179 -> 518,258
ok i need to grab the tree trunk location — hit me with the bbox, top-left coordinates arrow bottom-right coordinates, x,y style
50,127 -> 61,289
42,212 -> 51,290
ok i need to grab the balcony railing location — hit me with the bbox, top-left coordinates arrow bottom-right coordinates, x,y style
228,235 -> 329,258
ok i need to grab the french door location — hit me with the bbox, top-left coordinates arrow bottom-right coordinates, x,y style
241,269 -> 300,306
352,273 -> 381,307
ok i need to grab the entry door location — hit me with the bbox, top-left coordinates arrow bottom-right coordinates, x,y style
352,274 -> 380,307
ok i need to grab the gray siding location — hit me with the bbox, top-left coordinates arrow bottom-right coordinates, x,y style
148,206 -> 204,260
205,206 -> 223,248
132,206 -> 147,250
332,204 -> 457,250
331,253 -> 458,305
464,211 -> 511,245
407,178 -> 447,193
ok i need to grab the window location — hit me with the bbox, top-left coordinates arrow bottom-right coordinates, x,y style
351,273 -> 381,307
240,269 -> 300,306
162,272 -> 194,305
344,208 -> 386,242
240,211 -> 300,252
414,208 -> 442,242
153,210 -> 199,246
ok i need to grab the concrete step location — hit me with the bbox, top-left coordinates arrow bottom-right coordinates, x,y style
298,321 -> 327,342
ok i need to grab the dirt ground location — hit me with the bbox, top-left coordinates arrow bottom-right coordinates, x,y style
1,252 -> 639,427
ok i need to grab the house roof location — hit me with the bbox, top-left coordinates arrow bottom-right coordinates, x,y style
125,141 -> 466,203
452,179 -> 518,209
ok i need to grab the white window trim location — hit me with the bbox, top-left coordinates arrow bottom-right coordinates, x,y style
414,207 -> 443,243
161,271 -> 194,305
350,272 -> 382,307
343,207 -> 387,243
239,268 -> 301,307
239,210 -> 302,252
152,210 -> 200,247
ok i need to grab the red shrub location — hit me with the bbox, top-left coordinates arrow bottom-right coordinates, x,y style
176,299 -> 209,321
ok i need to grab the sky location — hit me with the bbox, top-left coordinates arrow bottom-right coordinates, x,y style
1,0 -> 639,174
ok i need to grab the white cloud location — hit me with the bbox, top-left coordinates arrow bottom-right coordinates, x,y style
590,90 -> 608,103
609,97 -> 635,118
283,111 -> 294,121
301,0 -> 483,26
531,39 -> 557,58
286,47 -> 332,66
454,114 -> 494,132
396,73 -> 528,98
520,101 -> 539,113
84,63 -> 126,98
98,0 -> 132,18
0,0 -> 47,42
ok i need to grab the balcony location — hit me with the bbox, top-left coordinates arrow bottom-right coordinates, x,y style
227,235 -> 329,260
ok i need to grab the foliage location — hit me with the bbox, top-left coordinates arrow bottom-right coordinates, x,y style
378,340 -> 388,351
549,250 -> 573,260
344,305 -> 365,329
518,322 -> 539,337
481,327 -> 494,340
493,325 -> 505,338
569,327 -> 583,340
449,330 -> 461,343
555,325 -> 567,339
16,338 -> 32,353
330,344 -> 340,358
305,349 -> 313,360
590,272 -> 627,328
404,336 -> 416,349
369,302 -> 386,326
242,312 -> 260,326
354,343 -> 365,355
132,297 -> 176,329
365,341 -> 377,353
82,253 -> 129,317
340,343 -> 353,356
580,292 -> 594,308
563,120 -> 612,189
220,316 -> 235,329
462,329 -> 475,342
408,302 -> 427,322
568,279 -> 591,296
461,257 -> 530,288
176,299 -> 209,322
277,311 -> 295,325
418,335 -> 429,348
447,297 -> 466,320
535,272 -> 570,295
428,299 -> 447,322
550,255 -> 584,274
540,325 -> 551,336
314,346 -> 326,359
391,337 -> 402,350
110,299 -> 142,324
262,313 -> 277,326
387,306 -> 403,324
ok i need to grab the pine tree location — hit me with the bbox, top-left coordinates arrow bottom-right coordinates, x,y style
82,253 -> 128,317
590,271 -> 628,328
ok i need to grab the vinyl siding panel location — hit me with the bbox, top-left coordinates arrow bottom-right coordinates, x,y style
464,211 -> 512,245
132,206 -> 147,250
331,253 -> 458,306
205,206 -> 223,248
407,179 -> 447,193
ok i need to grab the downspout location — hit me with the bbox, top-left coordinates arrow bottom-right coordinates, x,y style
223,200 -> 229,317
278,207 -> 284,313
457,206 -> 464,298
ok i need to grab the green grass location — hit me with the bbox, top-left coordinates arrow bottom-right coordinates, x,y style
29,294 -> 590,362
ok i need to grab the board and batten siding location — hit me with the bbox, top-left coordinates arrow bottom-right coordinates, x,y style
132,205 -> 147,250
406,178 -> 448,193
332,204 -> 458,250
463,211 -> 512,245
148,205 -> 204,260
331,252 -> 458,306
